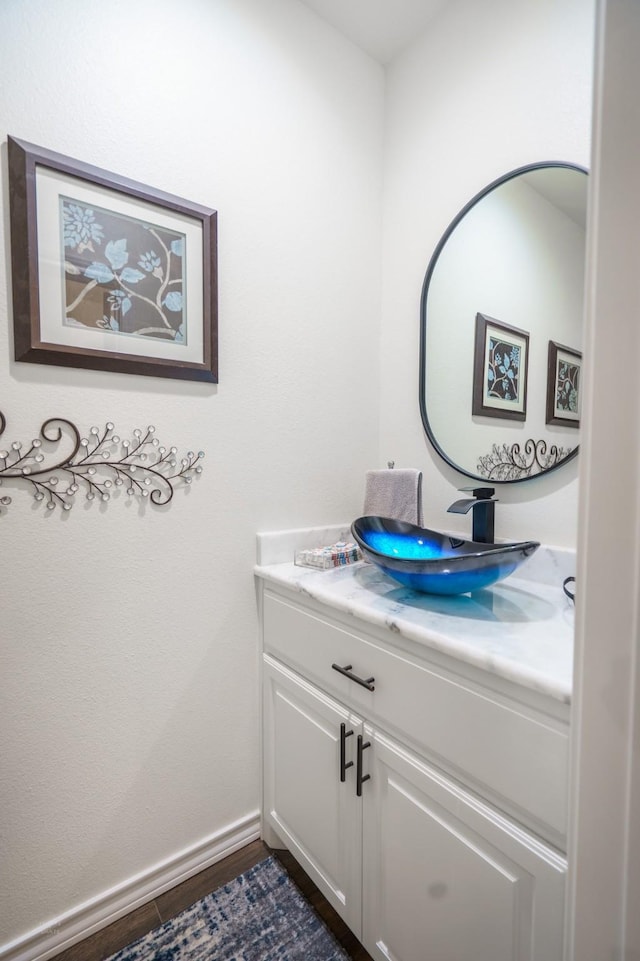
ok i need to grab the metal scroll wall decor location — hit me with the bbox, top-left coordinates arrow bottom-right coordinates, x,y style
476,439 -> 574,482
0,412 -> 204,513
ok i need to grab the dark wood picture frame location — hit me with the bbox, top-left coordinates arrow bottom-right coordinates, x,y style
546,341 -> 581,428
472,312 -> 529,421
8,136 -> 218,382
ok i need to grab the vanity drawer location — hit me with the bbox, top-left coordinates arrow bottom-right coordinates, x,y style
263,589 -> 380,700
262,590 -> 569,840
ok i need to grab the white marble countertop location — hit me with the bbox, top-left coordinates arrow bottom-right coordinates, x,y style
255,539 -> 575,704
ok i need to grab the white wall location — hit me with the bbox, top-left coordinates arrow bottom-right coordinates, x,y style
0,0 -> 383,951
568,1 -> 640,956
0,0 -> 598,952
381,0 -> 595,547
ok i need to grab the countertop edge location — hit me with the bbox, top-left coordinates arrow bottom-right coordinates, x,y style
254,562 -> 573,705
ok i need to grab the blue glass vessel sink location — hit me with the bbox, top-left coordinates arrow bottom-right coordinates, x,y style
351,516 -> 539,596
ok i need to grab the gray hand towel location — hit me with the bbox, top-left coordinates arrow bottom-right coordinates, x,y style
363,468 -> 423,526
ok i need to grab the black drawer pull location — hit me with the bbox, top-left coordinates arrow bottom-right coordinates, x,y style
331,663 -> 375,691
339,722 -> 354,782
356,734 -> 371,796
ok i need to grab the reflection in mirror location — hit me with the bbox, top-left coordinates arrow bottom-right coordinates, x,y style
419,163 -> 588,483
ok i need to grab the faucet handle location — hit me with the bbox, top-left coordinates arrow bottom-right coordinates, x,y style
458,486 -> 496,500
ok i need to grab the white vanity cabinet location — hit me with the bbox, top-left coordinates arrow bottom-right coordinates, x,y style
259,578 -> 570,961
362,729 -> 565,961
263,655 -> 364,935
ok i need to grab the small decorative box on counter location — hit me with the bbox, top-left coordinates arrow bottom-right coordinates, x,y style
294,541 -> 361,570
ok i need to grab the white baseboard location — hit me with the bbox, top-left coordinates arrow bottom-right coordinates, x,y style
1,810 -> 261,961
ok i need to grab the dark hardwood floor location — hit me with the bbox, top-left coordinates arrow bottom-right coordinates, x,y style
51,840 -> 373,961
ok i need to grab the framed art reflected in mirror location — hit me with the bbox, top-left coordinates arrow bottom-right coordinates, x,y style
546,341 -> 582,428
472,313 -> 529,421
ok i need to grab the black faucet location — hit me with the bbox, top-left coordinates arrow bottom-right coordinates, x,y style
447,487 -> 498,544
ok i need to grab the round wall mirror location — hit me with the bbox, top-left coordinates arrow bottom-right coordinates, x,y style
419,162 -> 588,483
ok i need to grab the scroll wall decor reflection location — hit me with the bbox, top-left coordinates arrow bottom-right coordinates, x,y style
8,136 -> 218,382
476,439 -> 574,481
0,413 -> 204,513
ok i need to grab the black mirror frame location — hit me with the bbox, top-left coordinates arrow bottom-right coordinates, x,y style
418,160 -> 588,484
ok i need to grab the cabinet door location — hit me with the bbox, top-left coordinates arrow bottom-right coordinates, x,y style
362,728 -> 567,961
263,654 -> 363,935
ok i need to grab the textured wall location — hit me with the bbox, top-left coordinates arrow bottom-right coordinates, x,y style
0,0 -> 598,950
0,0 -> 383,947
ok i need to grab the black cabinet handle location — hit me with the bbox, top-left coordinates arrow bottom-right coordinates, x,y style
356,734 -> 371,796
331,663 -> 375,691
339,722 -> 354,782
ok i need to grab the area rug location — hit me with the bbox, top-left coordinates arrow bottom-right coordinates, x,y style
105,856 -> 350,961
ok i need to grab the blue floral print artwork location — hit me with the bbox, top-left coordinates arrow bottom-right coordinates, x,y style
61,197 -> 186,343
473,313 -> 528,422
486,336 -> 521,403
555,359 -> 580,414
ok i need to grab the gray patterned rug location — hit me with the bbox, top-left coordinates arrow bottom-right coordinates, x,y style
105,856 -> 350,961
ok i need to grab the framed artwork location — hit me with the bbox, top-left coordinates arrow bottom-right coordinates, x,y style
472,313 -> 529,421
546,341 -> 581,427
8,136 -> 217,382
